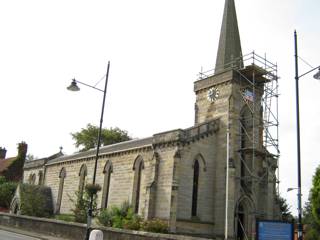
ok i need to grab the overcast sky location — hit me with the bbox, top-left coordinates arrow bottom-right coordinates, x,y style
1,0 -> 319,214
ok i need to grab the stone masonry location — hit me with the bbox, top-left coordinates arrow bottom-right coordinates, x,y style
22,1 -> 280,239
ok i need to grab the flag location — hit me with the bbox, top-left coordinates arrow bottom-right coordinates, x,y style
243,89 -> 254,102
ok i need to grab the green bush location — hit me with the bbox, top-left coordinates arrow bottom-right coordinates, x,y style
20,183 -> 53,217
71,191 -> 90,223
98,201 -> 141,230
123,211 -> 142,230
141,218 -> 169,233
70,183 -> 101,223
97,208 -> 113,227
0,176 -> 6,185
0,180 -> 17,208
98,201 -> 168,233
305,227 -> 320,240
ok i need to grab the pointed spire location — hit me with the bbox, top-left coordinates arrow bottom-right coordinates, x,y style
215,0 -> 243,74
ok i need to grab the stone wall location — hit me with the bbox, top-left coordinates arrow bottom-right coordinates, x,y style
23,168 -> 44,185
45,149 -> 156,216
176,136 -> 217,235
0,212 -> 212,240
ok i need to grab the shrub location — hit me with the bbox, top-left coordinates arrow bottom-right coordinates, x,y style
0,176 -> 6,185
0,181 -> 17,208
20,183 -> 53,217
97,208 -> 113,227
97,201 -> 168,233
70,183 -> 101,223
141,218 -> 169,233
123,212 -> 142,230
71,190 -> 90,223
98,201 -> 141,230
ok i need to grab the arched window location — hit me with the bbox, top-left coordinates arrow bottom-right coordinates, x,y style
101,161 -> 113,209
29,173 -> 36,185
191,154 -> 206,218
132,156 -> 144,214
56,167 -> 66,214
192,160 -> 200,217
38,171 -> 43,185
235,196 -> 256,240
79,164 -> 87,196
28,174 -> 32,184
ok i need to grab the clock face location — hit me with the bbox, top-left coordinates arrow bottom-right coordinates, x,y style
207,87 -> 220,102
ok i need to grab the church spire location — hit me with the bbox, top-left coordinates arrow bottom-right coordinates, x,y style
215,0 -> 243,74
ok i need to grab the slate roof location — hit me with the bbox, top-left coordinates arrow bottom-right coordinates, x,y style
24,119 -> 220,168
46,137 -> 154,165
24,152 -> 64,169
0,157 -> 16,174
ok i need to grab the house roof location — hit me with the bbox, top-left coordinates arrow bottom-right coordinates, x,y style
0,157 -> 16,174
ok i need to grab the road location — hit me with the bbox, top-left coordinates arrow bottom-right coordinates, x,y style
0,229 -> 41,240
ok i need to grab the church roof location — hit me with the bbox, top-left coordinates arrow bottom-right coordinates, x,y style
24,151 -> 64,169
215,0 -> 243,74
47,137 -> 154,165
28,118 -> 219,167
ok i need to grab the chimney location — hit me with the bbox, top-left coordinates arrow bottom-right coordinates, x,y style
0,147 -> 7,159
18,142 -> 28,157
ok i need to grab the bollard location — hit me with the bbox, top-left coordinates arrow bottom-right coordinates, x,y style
89,229 -> 103,240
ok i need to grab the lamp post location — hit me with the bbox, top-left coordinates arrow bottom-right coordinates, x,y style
294,31 -> 320,240
67,61 -> 110,240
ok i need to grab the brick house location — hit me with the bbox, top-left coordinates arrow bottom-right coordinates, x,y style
0,142 -> 27,182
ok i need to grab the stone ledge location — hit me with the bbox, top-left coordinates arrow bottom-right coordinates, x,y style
0,213 -> 213,240
153,119 -> 220,147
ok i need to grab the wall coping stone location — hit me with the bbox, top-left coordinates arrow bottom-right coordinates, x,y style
0,213 -> 213,240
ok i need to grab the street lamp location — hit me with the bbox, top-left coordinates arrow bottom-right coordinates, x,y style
287,187 -> 298,192
67,61 -> 110,240
294,31 -> 320,240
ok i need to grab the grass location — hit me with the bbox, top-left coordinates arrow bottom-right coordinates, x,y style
54,213 -> 75,222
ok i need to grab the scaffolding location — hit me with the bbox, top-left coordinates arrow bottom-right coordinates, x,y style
236,53 -> 279,240
198,52 -> 279,166
237,52 -> 279,191
199,52 -> 280,239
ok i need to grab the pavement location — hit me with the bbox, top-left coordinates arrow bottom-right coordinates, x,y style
0,225 -> 66,240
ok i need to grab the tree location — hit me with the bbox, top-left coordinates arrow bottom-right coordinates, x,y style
0,177 -> 17,209
3,142 -> 27,182
311,165 -> 320,225
303,199 -> 320,240
26,154 -> 36,161
302,165 -> 320,240
277,195 -> 293,222
71,124 -> 132,152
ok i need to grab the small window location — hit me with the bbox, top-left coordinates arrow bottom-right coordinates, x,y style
192,160 -> 199,216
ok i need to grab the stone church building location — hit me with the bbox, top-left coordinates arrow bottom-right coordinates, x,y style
22,0 -> 280,239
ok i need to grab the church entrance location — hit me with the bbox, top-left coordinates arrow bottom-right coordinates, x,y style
237,205 -> 245,240
235,197 -> 255,240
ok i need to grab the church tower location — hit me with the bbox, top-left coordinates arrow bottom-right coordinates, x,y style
194,0 -> 280,239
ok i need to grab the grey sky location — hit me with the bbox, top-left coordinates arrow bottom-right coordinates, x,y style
0,0 -> 319,215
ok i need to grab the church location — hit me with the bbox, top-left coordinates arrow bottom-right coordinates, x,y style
22,0 -> 280,239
